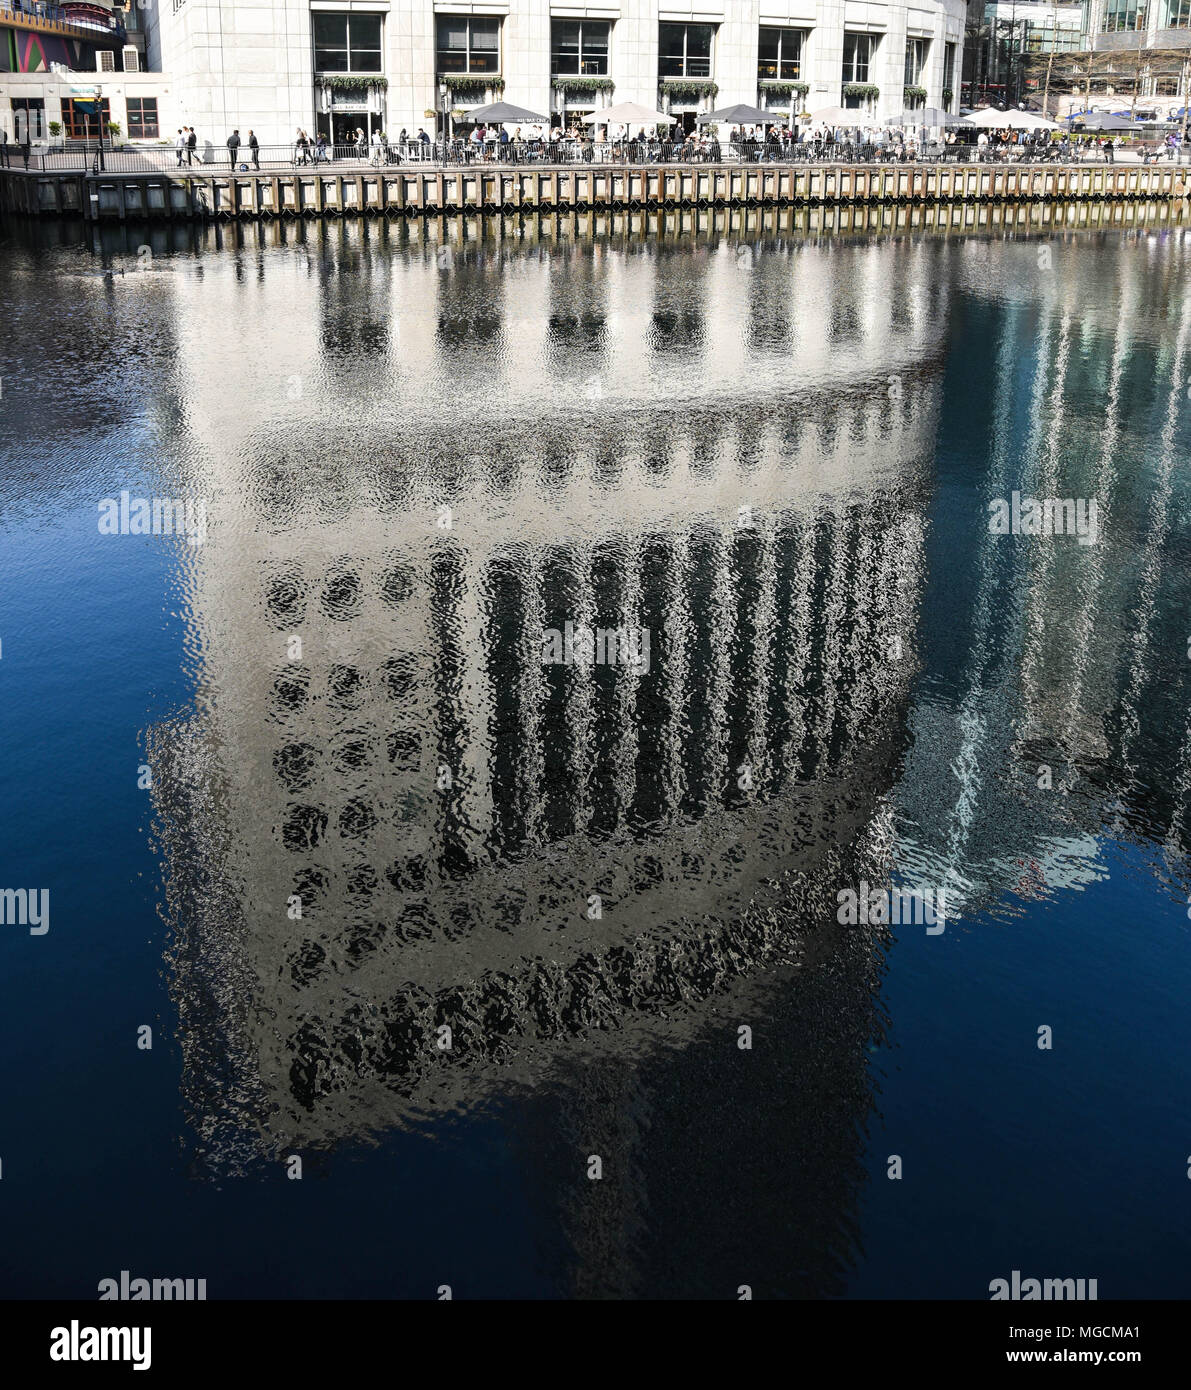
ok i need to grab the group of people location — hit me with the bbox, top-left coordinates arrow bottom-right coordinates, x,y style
172,127 -> 262,169
165,119 -> 1187,175
292,127 -> 433,166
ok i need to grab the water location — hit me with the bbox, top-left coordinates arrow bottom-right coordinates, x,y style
1,209 -> 1190,1300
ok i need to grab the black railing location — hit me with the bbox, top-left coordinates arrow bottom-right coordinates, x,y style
0,136 -> 1175,176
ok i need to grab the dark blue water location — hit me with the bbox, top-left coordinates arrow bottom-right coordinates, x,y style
1,211 -> 1189,1299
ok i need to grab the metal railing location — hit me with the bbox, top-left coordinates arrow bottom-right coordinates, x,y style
0,0 -> 124,36
0,136 -> 1177,176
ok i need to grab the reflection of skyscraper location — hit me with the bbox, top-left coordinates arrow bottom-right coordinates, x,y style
897,230 -> 1191,907
144,218 -> 951,1182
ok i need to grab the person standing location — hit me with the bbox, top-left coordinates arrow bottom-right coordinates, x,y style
227,128 -> 241,169
248,129 -> 259,170
1104,136 -> 1114,165
186,127 -> 197,166
174,128 -> 185,167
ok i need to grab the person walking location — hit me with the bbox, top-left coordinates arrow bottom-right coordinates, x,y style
186,127 -> 197,166
174,128 -> 185,167
248,129 -> 259,170
1104,136 -> 1114,165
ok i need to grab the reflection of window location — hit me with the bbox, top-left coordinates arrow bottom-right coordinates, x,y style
1167,0 -> 1191,25
436,16 -> 500,73
551,20 -> 610,75
658,22 -> 713,78
126,97 -> 158,139
313,13 -> 383,74
11,97 -> 45,140
1101,0 -> 1146,29
757,27 -> 805,81
842,32 -> 877,84
61,97 -> 110,139
904,37 -> 928,86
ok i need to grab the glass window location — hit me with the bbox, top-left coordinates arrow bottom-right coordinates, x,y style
943,42 -> 956,92
126,97 -> 159,139
61,98 -> 110,140
658,22 -> 714,79
904,38 -> 928,86
314,13 -> 382,74
551,19 -> 610,76
842,32 -> 877,85
1101,0 -> 1146,30
437,16 -> 501,73
758,26 -> 804,81
1167,0 -> 1191,25
11,97 -> 45,141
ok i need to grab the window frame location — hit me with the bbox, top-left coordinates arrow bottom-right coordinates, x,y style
841,32 -> 877,85
658,22 -> 714,79
126,96 -> 159,140
436,15 -> 502,75
550,19 -> 610,77
314,12 -> 384,75
757,26 -> 805,82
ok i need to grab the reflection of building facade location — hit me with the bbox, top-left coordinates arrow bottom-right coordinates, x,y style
894,232 -> 1191,910
143,221 -> 950,1177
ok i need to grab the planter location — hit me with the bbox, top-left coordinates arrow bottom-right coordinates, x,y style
661,79 -> 719,101
316,75 -> 388,94
842,84 -> 880,103
441,74 -> 505,95
552,76 -> 615,96
759,81 -> 809,100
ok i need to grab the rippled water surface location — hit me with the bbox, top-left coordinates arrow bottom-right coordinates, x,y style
2,210 -> 1190,1298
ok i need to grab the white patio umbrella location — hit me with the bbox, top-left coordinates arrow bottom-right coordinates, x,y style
804,106 -> 867,126
963,108 -> 1059,130
581,102 -> 672,128
883,107 -> 951,128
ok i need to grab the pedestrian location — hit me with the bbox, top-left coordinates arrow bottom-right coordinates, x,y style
186,126 -> 197,165
248,129 -> 259,170
227,128 -> 241,169
1104,136 -> 1114,165
175,128 -> 185,167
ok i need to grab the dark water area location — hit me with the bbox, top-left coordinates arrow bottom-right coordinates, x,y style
1,210 -> 1189,1299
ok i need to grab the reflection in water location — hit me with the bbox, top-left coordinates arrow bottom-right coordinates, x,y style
131,214 -> 947,1294
5,205 -> 1182,1295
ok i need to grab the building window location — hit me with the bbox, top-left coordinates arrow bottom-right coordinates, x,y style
1167,0 -> 1191,25
11,97 -> 46,141
61,98 -> 110,140
904,38 -> 929,86
313,13 -> 383,74
842,32 -> 878,84
943,42 -> 956,94
126,97 -> 158,139
551,20 -> 610,76
436,16 -> 501,74
1101,0 -> 1146,30
658,22 -> 713,78
758,26 -> 805,81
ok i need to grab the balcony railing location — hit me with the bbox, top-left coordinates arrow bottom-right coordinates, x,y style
0,0 -> 125,41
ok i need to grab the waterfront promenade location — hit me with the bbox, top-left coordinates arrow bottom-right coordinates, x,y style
0,155 -> 1183,223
